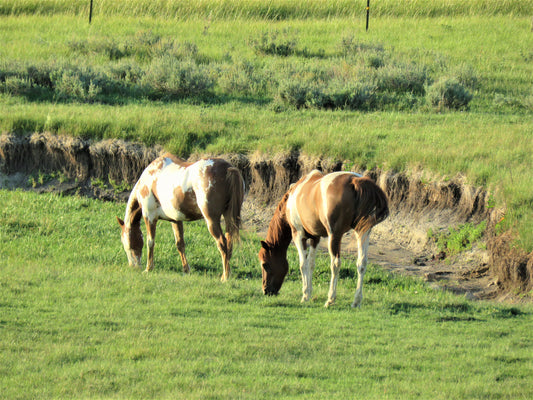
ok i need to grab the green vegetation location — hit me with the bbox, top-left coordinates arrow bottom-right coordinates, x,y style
1,189 -> 532,399
0,1 -> 531,253
1,0 -> 531,19
429,221 -> 487,256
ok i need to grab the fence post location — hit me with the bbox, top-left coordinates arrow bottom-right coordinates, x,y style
366,0 -> 370,31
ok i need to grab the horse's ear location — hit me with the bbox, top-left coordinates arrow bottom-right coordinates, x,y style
116,216 -> 125,227
260,240 -> 270,251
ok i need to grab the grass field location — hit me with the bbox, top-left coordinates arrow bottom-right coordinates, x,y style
1,189 -> 532,399
1,3 -> 532,398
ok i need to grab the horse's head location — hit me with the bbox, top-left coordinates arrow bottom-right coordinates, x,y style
259,240 -> 289,296
116,216 -> 143,267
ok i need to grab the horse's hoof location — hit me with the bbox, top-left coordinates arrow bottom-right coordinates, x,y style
324,300 -> 335,308
351,302 -> 362,308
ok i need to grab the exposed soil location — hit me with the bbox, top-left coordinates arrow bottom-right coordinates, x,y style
1,132 -> 531,302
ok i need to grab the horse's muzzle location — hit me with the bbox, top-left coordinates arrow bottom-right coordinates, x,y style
263,287 -> 279,296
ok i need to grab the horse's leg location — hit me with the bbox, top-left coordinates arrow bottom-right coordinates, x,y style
325,234 -> 342,308
171,221 -> 189,273
143,217 -> 157,272
352,229 -> 371,308
205,218 -> 230,282
306,243 -> 317,300
294,234 -> 311,302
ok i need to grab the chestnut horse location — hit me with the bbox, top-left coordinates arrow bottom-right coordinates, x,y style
117,153 -> 244,281
259,170 -> 389,307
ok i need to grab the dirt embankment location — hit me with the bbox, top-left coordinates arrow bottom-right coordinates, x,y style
1,132 -> 531,301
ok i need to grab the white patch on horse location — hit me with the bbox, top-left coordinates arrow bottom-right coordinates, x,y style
287,170 -> 321,232
191,159 -> 215,210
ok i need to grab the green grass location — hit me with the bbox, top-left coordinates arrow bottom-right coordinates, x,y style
0,5 -> 532,253
428,221 -> 487,255
1,0 -> 531,19
1,189 -> 532,399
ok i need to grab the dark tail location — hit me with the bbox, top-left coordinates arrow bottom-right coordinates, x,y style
224,167 -> 245,246
351,176 -> 389,233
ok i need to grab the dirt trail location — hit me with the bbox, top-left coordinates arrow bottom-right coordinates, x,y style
1,132 -> 531,302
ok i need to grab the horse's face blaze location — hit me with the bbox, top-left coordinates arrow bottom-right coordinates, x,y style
259,244 -> 288,296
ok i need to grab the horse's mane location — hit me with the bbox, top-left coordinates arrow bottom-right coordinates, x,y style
265,191 -> 293,249
125,196 -> 143,227
351,177 -> 389,233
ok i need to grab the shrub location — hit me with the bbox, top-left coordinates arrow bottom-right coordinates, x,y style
50,69 -> 101,102
276,79 -> 318,108
141,57 -> 214,100
276,78 -> 377,111
453,64 -> 480,90
426,77 -> 473,110
364,52 -> 386,69
26,64 -> 54,88
1,76 -> 33,96
338,35 -> 384,57
217,60 -> 269,97
248,30 -> 298,57
373,63 -> 428,95
107,61 -> 144,84
331,81 -> 377,110
68,38 -> 132,61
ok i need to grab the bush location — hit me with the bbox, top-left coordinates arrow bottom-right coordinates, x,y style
217,60 -> 270,97
373,63 -> 428,95
1,76 -> 33,96
248,30 -> 298,57
276,78 -> 377,111
453,64 -> 480,90
276,79 -> 319,108
331,82 -> 377,110
50,69 -> 101,102
426,77 -> 473,110
142,57 -> 214,100
338,35 -> 384,57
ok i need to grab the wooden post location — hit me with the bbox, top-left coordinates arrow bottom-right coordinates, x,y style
366,0 -> 370,31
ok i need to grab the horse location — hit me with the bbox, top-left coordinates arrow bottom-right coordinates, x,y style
258,170 -> 389,307
117,153 -> 245,281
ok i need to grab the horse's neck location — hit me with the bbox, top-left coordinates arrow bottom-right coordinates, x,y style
265,195 -> 292,252
124,189 -> 142,228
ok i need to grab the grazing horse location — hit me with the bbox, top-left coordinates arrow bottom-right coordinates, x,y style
117,153 -> 245,281
259,170 -> 389,307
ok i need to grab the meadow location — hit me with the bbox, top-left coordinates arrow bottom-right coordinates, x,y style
1,189 -> 532,399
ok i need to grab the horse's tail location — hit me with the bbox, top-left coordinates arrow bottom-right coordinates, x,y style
351,176 -> 389,233
224,166 -> 245,246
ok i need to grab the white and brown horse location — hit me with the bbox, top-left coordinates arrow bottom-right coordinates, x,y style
259,170 -> 388,307
117,153 -> 245,281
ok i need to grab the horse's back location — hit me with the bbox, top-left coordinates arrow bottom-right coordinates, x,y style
288,171 -> 375,237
